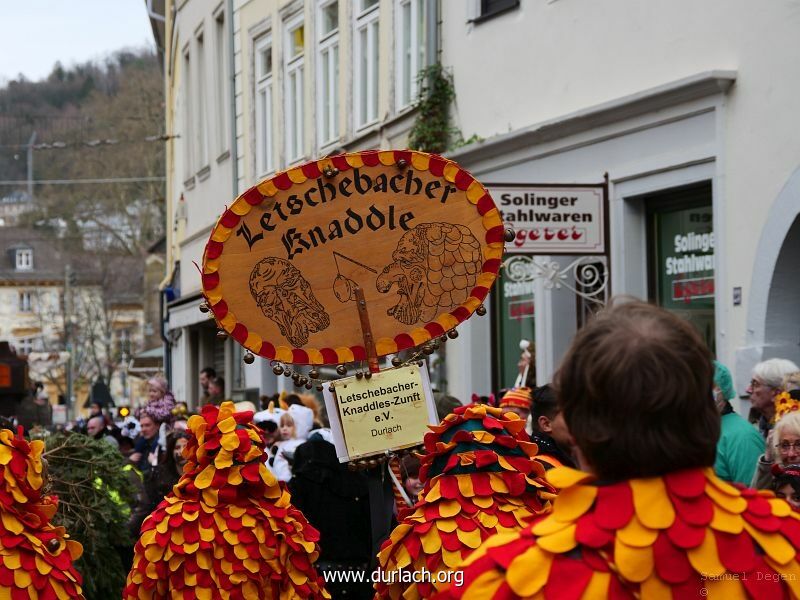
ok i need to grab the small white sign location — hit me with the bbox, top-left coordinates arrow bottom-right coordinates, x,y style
489,185 -> 606,254
322,364 -> 438,463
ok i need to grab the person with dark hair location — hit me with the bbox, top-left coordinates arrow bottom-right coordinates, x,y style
773,464 -> 800,510
207,376 -> 225,406
530,384 -> 575,470
439,299 -> 800,599
198,367 -> 216,406
128,430 -> 189,538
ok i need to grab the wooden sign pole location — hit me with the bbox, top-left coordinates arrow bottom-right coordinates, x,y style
354,286 -> 380,374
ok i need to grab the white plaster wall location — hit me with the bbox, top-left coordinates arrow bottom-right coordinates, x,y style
442,0 -> 800,386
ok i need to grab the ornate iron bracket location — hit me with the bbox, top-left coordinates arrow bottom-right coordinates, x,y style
502,255 -> 609,306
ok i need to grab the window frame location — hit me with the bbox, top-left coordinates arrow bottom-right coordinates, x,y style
284,14 -> 306,164
316,0 -> 340,148
255,34 -> 275,178
395,0 -> 425,111
354,0 -> 380,130
15,248 -> 33,270
474,0 -> 520,24
214,8 -> 229,158
182,46 -> 193,179
18,290 -> 33,313
195,27 -> 210,170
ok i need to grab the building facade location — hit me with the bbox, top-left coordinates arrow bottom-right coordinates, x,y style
161,0 -> 800,409
162,0 -> 436,406
0,228 -> 147,416
441,0 -> 800,407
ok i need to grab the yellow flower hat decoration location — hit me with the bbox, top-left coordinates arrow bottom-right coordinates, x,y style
0,427 -> 83,599
774,391 -> 800,424
438,466 -> 800,599
124,402 -> 328,599
375,404 -> 556,600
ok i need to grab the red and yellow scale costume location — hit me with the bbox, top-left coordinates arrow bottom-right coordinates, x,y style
375,404 -> 556,599
438,466 -> 800,599
124,402 -> 328,599
0,428 -> 83,599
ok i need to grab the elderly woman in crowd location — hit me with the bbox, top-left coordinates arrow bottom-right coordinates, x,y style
747,358 -> 799,433
751,375 -> 800,489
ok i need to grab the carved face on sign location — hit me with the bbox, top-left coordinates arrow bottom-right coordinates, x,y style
376,223 -> 483,325
249,257 -> 330,346
202,150 -> 504,365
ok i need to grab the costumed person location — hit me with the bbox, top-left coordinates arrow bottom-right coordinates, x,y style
374,404 -> 556,600
269,404 -> 314,482
498,387 -> 532,423
773,464 -> 800,511
438,300 -> 800,599
0,426 -> 84,598
124,401 -> 328,599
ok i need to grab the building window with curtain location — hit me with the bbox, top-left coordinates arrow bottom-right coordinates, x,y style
317,0 -> 339,148
396,0 -> 425,110
255,35 -> 274,177
284,16 -> 305,163
354,0 -> 379,129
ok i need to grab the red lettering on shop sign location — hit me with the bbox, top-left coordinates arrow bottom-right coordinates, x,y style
509,300 -> 535,320
672,277 -> 715,303
514,227 -> 585,247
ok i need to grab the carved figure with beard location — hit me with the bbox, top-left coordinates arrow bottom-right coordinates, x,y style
376,223 -> 482,325
249,257 -> 330,346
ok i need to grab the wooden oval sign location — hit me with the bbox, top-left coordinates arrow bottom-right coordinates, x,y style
202,150 -> 504,365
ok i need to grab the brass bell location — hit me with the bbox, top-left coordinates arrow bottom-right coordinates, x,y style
504,227 -> 516,243
47,538 -> 60,552
447,329 -> 459,339
216,329 -> 228,340
364,372 -> 372,380
422,344 -> 434,356
243,352 -> 255,364
336,364 -> 347,376
272,364 -> 284,375
305,382 -> 313,390
356,371 -> 364,380
316,384 -> 323,392
397,158 -> 408,168
391,356 -> 402,367
284,369 -> 293,378
309,368 -> 319,379
476,304 -> 487,316
199,303 -> 210,313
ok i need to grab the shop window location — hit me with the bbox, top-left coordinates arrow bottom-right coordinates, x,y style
493,268 -> 536,391
646,182 -> 715,352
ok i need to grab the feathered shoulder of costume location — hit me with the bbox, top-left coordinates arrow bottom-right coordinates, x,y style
124,402 -> 328,599
376,404 -> 555,600
0,427 -> 83,599
440,466 -> 800,599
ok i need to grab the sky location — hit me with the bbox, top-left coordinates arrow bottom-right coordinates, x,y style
0,0 -> 156,83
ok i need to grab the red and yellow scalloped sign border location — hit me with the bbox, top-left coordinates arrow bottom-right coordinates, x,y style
201,149 -> 504,365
